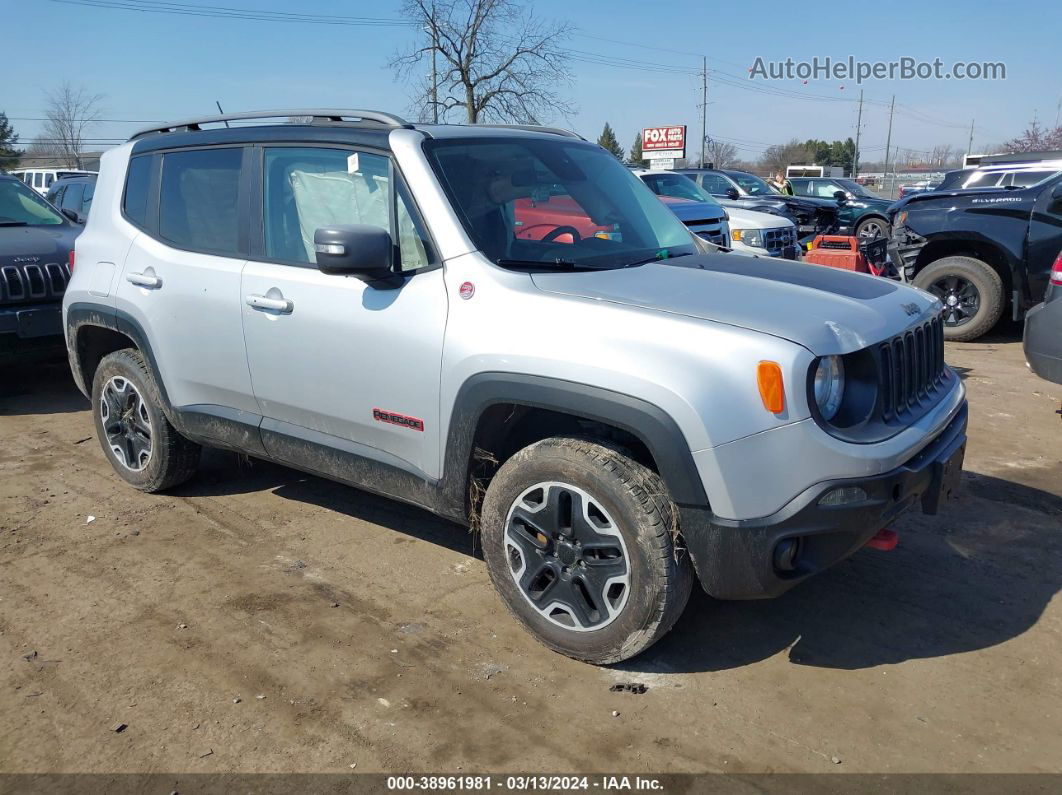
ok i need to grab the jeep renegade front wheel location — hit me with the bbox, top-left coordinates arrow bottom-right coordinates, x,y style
480,437 -> 693,664
92,349 -> 201,492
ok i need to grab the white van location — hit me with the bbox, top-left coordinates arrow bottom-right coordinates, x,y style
9,168 -> 97,195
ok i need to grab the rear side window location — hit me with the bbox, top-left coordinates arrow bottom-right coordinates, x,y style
123,156 -> 153,227
159,148 -> 242,255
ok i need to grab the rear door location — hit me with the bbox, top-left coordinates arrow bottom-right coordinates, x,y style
115,146 -> 258,419
240,144 -> 446,481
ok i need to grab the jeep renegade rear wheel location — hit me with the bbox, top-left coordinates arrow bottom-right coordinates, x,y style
480,437 -> 693,664
913,255 -> 1004,342
92,349 -> 201,492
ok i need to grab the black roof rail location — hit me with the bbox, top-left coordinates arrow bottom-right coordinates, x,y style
129,109 -> 411,140
979,150 -> 1062,166
472,124 -> 585,140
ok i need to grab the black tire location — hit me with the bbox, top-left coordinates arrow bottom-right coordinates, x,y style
855,216 -> 888,240
91,348 -> 201,492
913,255 -> 1004,342
480,437 -> 693,665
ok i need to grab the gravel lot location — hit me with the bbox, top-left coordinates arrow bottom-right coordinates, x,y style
1,328 -> 1060,774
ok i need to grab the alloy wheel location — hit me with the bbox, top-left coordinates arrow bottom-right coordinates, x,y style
504,482 -> 630,631
99,376 -> 153,471
858,220 -> 886,240
928,275 -> 981,327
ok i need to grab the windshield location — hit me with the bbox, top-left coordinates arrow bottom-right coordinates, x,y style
641,173 -> 721,205
425,138 -> 696,269
835,179 -> 882,199
0,179 -> 65,226
730,172 -> 778,196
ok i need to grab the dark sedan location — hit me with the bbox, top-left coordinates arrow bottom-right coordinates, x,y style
0,174 -> 81,361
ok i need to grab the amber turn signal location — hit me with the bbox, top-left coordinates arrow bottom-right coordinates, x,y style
757,361 -> 785,414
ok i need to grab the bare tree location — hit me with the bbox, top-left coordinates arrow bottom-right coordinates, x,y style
40,83 -> 103,168
703,139 -> 738,169
390,0 -> 573,125
929,144 -> 954,168
758,139 -> 814,176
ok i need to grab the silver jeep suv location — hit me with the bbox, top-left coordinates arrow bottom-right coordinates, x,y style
63,110 -> 967,664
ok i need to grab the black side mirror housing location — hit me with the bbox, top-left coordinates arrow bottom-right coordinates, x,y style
726,187 -> 740,200
1051,181 -> 1062,200
833,190 -> 848,203
314,225 -> 400,286
61,208 -> 84,224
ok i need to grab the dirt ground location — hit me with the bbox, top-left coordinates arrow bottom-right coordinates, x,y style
1,326 -> 1060,775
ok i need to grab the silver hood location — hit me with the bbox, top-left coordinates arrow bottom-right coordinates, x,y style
530,253 -> 941,355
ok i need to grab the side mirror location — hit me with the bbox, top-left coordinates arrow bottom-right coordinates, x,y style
1052,181 -> 1062,200
61,208 -> 85,224
833,190 -> 848,203
726,187 -> 740,200
314,225 -> 398,285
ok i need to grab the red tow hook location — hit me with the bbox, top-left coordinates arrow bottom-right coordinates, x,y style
866,527 -> 899,551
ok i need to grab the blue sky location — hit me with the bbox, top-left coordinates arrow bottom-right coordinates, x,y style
5,0 -> 1060,163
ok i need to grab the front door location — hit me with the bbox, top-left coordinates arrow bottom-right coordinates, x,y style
241,145 -> 447,482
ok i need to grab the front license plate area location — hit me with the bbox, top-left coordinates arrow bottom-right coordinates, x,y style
921,442 -> 965,514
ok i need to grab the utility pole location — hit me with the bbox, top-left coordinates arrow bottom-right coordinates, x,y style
882,94 -> 895,184
853,89 -> 864,178
700,57 -> 707,168
428,3 -> 439,124
967,118 -> 975,158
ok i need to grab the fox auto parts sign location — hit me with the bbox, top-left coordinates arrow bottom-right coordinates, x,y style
642,126 -> 686,158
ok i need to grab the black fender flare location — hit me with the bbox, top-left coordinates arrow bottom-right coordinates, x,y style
438,373 -> 710,521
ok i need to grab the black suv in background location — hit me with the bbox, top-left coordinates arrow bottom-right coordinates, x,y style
677,167 -> 838,241
45,174 -> 97,224
889,171 -> 1062,341
0,175 -> 80,361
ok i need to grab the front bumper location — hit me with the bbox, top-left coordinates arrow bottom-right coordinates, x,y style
682,401 -> 967,600
1023,299 -> 1062,384
0,302 -> 65,361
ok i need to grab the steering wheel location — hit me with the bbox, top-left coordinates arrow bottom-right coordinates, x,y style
541,225 -> 582,243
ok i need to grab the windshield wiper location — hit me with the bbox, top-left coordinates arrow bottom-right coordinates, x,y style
0,221 -> 29,227
496,257 -> 594,270
622,251 -> 694,268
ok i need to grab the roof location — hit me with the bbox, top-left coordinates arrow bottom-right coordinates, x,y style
128,109 -> 585,147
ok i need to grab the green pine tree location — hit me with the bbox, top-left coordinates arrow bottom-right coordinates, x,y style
629,131 -> 647,167
597,122 -> 625,161
0,112 -> 21,171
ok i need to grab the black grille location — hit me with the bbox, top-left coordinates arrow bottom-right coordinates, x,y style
879,315 -> 946,421
0,261 -> 71,306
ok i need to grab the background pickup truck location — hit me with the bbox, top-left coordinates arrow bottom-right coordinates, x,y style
888,172 -> 1062,341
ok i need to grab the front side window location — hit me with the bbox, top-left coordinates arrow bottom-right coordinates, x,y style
0,178 -> 65,225
262,147 -> 430,272
33,173 -> 43,188
426,138 -> 695,270
731,173 -> 777,196
698,173 -> 734,195
642,173 -> 718,204
159,147 -> 242,255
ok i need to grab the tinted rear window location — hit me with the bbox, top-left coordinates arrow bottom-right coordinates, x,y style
159,148 -> 242,255
123,155 -> 153,227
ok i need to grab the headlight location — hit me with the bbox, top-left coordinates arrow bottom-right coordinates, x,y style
813,356 -> 845,421
732,228 -> 763,247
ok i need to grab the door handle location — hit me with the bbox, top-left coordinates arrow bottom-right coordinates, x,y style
246,294 -> 294,313
126,272 -> 161,288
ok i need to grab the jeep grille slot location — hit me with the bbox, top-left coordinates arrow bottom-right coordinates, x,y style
879,315 -> 946,421
0,261 -> 71,306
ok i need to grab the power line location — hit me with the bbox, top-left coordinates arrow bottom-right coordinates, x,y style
46,0 -> 414,26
